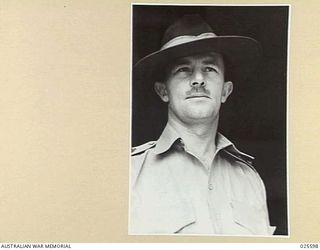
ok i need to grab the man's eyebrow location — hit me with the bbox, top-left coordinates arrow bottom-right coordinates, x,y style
168,55 -> 222,71
174,56 -> 220,65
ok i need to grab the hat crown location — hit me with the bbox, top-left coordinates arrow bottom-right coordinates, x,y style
161,14 -> 214,46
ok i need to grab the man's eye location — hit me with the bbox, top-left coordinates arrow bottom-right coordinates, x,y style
204,66 -> 218,72
176,67 -> 191,73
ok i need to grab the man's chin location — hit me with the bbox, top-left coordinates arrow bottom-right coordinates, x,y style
185,111 -> 217,122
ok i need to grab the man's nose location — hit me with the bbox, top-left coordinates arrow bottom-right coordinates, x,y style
190,69 -> 205,88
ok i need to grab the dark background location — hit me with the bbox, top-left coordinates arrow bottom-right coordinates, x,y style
132,5 -> 288,236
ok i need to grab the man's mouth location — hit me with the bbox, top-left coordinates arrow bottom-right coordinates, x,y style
185,95 -> 211,99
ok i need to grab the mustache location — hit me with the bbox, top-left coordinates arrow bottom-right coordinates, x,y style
186,86 -> 211,97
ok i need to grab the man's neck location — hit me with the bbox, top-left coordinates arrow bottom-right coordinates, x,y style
167,115 -> 219,162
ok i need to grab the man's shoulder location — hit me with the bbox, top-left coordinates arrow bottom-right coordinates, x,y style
131,141 -> 157,156
216,133 -> 256,171
221,147 -> 256,172
130,141 -> 157,187
221,147 -> 267,196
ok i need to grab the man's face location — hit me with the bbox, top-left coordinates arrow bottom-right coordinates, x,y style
155,52 -> 233,125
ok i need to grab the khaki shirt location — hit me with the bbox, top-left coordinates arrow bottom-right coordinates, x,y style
130,124 -> 276,235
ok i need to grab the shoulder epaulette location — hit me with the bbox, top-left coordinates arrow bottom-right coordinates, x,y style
222,148 -> 256,171
131,141 -> 156,156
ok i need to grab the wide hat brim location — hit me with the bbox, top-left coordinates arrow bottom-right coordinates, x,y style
133,35 -> 261,83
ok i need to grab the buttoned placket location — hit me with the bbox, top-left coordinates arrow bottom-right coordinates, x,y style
206,147 -> 225,234
206,158 -> 223,234
177,138 -> 224,234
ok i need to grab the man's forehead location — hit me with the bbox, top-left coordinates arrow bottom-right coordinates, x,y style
172,52 -> 224,65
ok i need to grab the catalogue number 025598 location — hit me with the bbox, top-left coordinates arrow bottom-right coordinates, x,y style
300,244 -> 319,249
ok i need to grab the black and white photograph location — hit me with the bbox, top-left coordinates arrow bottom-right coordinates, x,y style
130,4 -> 289,236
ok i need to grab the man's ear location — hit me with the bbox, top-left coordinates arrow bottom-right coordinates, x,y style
221,81 -> 233,103
154,82 -> 169,102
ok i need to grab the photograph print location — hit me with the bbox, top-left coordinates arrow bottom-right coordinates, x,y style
130,4 -> 289,236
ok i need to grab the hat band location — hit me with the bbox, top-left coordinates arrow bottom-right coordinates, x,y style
161,32 -> 218,50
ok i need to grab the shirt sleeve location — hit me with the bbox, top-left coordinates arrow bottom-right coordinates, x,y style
255,171 -> 277,235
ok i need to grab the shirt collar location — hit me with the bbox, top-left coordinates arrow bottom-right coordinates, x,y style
153,123 -> 181,155
153,123 -> 254,160
215,133 -> 255,160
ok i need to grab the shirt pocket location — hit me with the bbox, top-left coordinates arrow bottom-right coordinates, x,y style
231,199 -> 276,235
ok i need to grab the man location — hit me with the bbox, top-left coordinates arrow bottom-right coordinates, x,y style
130,14 -> 276,235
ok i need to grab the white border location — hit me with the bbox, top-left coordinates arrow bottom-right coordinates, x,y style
0,243 -> 313,250
132,3 -> 291,6
128,2 -> 134,236
286,3 -> 292,238
128,3 -> 291,238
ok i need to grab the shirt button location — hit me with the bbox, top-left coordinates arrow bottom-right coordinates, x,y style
208,184 -> 213,190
